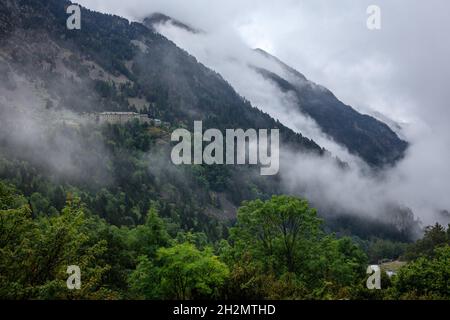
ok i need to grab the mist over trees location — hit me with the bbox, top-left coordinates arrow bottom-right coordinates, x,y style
1,0 -> 449,301
1,183 -> 449,300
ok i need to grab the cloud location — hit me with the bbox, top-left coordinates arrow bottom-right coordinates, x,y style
76,0 -> 450,226
0,57 -> 111,185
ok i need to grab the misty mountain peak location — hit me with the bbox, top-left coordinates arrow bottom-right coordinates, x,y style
253,48 -> 408,167
254,48 -> 308,81
143,12 -> 200,34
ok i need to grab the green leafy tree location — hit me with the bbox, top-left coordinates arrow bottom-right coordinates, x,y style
0,184 -> 116,299
128,255 -> 161,299
403,223 -> 449,260
230,195 -> 322,274
156,243 -> 229,299
128,205 -> 170,257
388,246 -> 450,299
226,196 -> 367,299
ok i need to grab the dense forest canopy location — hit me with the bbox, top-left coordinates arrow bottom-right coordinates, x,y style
1,183 -> 449,299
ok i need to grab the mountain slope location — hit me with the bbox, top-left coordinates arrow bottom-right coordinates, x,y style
0,0 -> 421,240
144,12 -> 201,34
0,0 -> 324,153
143,13 -> 408,167
253,48 -> 408,167
0,0 -> 328,226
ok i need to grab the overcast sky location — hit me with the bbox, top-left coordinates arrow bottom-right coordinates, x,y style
77,0 -> 449,124
76,0 -> 450,225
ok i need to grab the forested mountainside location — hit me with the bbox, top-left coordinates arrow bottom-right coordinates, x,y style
252,49 -> 408,167
145,16 -> 408,167
1,0 -> 446,301
0,0 -> 324,228
1,0 -> 322,151
0,0 -> 420,238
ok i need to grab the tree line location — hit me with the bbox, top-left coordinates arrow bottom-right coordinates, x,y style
1,182 -> 449,300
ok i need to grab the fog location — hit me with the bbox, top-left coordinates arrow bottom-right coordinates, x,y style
0,59 -> 112,185
76,0 -> 450,226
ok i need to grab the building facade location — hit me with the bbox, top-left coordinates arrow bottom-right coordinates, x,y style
96,112 -> 153,125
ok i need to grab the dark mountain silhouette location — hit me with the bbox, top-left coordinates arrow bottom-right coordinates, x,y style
252,48 -> 408,167
144,12 -> 201,34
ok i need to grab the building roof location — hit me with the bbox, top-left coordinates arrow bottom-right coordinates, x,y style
99,112 -> 140,115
